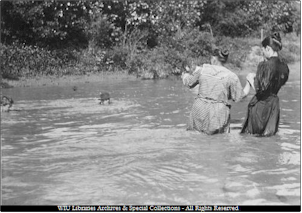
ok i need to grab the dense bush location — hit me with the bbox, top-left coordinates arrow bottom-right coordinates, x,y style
214,36 -> 258,68
0,43 -> 80,78
1,32 -> 300,79
1,1 -> 300,80
124,29 -> 214,78
279,48 -> 296,64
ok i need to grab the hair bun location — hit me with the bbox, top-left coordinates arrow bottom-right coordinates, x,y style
272,32 -> 281,42
221,49 -> 229,57
212,48 -> 229,63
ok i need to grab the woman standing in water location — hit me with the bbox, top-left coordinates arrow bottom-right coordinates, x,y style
241,32 -> 290,136
182,48 -> 251,135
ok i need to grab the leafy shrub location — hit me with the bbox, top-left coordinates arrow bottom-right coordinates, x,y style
1,31 -> 299,79
135,29 -> 215,77
279,49 -> 296,64
0,43 -> 79,78
86,14 -> 122,49
215,36 -> 260,68
103,46 -> 128,71
286,43 -> 300,55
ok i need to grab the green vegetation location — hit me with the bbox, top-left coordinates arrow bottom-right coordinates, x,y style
1,0 -> 300,80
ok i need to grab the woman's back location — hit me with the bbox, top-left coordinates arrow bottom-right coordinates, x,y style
197,64 -> 243,103
254,57 -> 289,99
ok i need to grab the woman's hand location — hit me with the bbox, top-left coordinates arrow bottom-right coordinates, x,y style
181,72 -> 191,85
185,65 -> 190,72
181,71 -> 185,79
246,73 -> 255,84
246,73 -> 256,90
181,72 -> 190,79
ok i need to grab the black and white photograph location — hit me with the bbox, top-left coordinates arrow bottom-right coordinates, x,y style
0,0 -> 300,211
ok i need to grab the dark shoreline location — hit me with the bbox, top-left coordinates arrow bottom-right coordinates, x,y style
1,62 -> 299,89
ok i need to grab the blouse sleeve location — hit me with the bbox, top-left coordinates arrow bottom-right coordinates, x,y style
280,63 -> 289,86
229,74 -> 244,102
182,66 -> 202,89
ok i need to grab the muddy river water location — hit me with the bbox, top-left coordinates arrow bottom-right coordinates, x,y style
1,69 -> 300,205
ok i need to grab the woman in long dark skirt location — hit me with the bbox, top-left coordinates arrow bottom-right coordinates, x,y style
241,32 -> 290,136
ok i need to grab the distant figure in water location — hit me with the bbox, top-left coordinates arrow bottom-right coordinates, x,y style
73,86 -> 77,91
99,92 -> 111,105
1,95 -> 14,112
241,32 -> 289,136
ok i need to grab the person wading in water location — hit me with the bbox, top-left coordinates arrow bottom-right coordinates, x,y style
182,48 -> 252,135
241,32 -> 289,136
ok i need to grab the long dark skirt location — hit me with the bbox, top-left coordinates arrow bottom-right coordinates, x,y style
241,95 -> 280,136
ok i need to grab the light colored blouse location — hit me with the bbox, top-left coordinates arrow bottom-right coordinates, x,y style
183,64 -> 244,104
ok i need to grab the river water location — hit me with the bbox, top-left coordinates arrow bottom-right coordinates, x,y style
1,69 -> 300,205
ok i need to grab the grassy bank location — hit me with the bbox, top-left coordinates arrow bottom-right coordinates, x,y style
1,33 -> 300,88
2,61 -> 300,89
1,71 -> 138,88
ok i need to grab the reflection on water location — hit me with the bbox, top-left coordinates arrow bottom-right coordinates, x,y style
1,74 -> 300,205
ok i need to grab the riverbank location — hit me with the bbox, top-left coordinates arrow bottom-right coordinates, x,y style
1,62 -> 300,89
2,33 -> 299,88
1,71 -> 137,88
